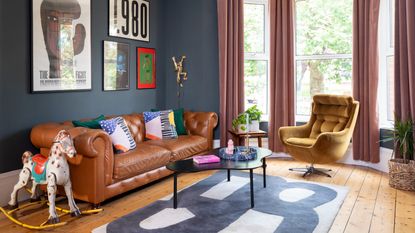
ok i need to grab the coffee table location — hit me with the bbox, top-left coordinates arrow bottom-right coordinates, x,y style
166,147 -> 272,209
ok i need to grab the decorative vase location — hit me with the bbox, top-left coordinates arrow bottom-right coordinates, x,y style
249,120 -> 260,132
388,159 -> 415,191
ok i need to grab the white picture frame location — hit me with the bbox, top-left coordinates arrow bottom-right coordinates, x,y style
31,0 -> 92,92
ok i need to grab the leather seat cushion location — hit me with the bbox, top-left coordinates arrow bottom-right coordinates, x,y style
286,137 -> 316,147
113,144 -> 171,180
145,135 -> 208,161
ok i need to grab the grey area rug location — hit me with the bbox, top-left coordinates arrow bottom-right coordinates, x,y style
93,171 -> 348,233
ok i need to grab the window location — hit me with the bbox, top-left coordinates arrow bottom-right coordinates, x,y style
378,0 -> 395,128
294,0 -> 353,120
244,0 -> 269,119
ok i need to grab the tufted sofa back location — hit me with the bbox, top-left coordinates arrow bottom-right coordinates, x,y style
121,113 -> 146,143
309,95 -> 355,139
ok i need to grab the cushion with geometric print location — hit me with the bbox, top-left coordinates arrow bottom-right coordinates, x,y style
144,110 -> 178,140
99,117 -> 137,154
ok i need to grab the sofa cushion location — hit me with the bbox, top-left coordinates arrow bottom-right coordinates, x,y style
145,135 -> 208,161
113,144 -> 171,180
72,115 -> 105,129
286,137 -> 316,147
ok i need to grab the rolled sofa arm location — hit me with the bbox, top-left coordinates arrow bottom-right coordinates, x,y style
184,112 -> 219,149
74,129 -> 113,158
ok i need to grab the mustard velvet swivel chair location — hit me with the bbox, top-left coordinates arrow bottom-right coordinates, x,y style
279,94 -> 359,177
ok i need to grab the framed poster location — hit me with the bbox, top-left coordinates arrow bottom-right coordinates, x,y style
137,47 -> 156,89
103,41 -> 130,91
109,0 -> 150,42
32,0 -> 91,93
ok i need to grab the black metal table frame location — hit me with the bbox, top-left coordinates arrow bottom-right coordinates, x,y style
173,158 -> 267,209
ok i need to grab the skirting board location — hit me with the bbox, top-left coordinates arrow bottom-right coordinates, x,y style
213,139 -> 391,173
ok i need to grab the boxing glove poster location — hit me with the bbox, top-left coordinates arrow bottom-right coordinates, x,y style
32,0 -> 91,92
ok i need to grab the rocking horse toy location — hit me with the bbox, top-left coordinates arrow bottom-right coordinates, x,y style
0,130 -> 102,230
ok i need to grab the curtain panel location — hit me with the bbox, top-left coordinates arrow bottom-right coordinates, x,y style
217,0 -> 245,146
352,0 -> 381,163
268,0 -> 295,152
394,0 -> 415,123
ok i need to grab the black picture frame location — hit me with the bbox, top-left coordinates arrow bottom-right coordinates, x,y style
103,41 -> 130,91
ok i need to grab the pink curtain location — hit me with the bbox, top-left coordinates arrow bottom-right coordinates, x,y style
217,0 -> 245,146
395,0 -> 415,123
352,0 -> 380,163
268,0 -> 295,152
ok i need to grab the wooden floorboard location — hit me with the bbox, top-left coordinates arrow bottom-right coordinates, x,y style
0,159 -> 414,233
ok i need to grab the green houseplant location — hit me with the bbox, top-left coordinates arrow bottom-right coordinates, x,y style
382,118 -> 415,191
232,113 -> 249,133
245,105 -> 263,131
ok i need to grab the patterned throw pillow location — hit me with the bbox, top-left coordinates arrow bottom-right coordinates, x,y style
99,117 -> 137,154
144,110 -> 178,140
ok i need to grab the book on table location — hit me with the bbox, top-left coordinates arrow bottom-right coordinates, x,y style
193,155 -> 220,164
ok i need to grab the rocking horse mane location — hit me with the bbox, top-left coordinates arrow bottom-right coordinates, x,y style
54,130 -> 71,141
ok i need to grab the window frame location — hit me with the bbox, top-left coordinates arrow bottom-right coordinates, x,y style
293,0 -> 353,120
243,0 -> 270,120
378,0 -> 394,129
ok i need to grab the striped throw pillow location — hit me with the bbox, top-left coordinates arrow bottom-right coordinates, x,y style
99,117 -> 136,154
144,110 -> 178,140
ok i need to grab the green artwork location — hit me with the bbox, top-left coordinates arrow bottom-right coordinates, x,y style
140,53 -> 153,84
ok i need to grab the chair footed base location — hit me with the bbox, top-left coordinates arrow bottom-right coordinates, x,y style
289,166 -> 332,177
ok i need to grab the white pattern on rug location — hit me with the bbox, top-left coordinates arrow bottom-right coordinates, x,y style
219,209 -> 284,233
279,188 -> 315,202
139,208 -> 195,229
200,176 -> 250,200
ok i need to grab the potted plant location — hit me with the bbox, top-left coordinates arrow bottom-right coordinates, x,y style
232,113 -> 249,133
245,105 -> 262,132
382,118 -> 415,191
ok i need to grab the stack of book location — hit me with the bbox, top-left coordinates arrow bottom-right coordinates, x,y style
193,155 -> 220,164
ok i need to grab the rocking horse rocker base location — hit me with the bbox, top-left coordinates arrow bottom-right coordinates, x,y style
0,198 -> 102,230
1,130 -> 103,230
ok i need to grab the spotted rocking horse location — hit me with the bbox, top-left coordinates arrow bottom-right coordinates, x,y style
1,130 -> 94,229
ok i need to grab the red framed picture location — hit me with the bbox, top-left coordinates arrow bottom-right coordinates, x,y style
137,47 -> 156,89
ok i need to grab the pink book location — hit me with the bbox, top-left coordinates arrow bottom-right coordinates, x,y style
193,155 -> 220,164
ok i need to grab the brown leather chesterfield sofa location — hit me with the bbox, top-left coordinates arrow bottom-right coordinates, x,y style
30,111 -> 218,205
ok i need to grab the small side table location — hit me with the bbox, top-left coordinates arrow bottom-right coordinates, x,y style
228,129 -> 267,147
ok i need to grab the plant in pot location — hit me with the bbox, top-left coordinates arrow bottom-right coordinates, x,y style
381,118 -> 415,191
245,105 -> 262,132
232,113 -> 249,133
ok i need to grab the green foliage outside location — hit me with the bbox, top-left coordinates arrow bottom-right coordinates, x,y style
243,0 -> 353,116
296,0 -> 352,95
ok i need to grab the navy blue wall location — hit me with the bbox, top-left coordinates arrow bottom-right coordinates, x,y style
0,0 -> 221,173
0,0 -> 166,173
163,0 -> 220,139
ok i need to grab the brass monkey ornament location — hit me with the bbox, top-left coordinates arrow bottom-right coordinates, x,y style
172,56 -> 188,87
172,56 -> 188,108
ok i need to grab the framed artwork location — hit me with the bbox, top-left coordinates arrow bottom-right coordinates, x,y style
31,0 -> 91,93
109,0 -> 150,42
103,41 -> 130,91
137,47 -> 156,89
